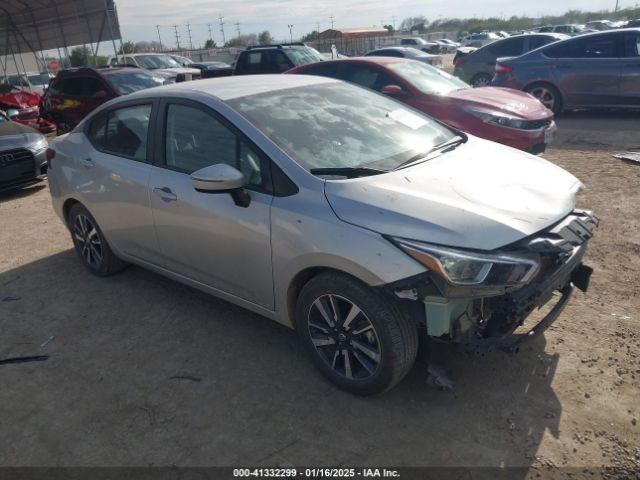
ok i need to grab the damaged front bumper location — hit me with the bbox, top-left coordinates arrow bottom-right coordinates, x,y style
389,210 -> 599,352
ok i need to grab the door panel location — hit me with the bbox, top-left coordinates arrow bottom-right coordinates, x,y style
149,101 -> 274,308
149,166 -> 274,308
621,34 -> 640,105
81,103 -> 160,263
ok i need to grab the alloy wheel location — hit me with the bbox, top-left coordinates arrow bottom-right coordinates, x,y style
307,294 -> 381,380
73,214 -> 103,269
529,86 -> 556,111
473,75 -> 491,87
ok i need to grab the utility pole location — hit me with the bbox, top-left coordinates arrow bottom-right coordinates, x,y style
156,25 -> 164,51
186,23 -> 194,49
330,15 -> 334,29
614,0 -> 619,11
219,15 -> 226,45
316,21 -> 321,40
173,24 -> 181,50
207,23 -> 214,44
392,15 -> 396,31
235,22 -> 241,37
288,24 -> 294,43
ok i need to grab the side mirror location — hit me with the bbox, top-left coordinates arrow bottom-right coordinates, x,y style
6,109 -> 20,118
191,163 -> 251,207
381,84 -> 406,97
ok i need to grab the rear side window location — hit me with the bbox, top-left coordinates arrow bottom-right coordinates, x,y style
88,104 -> 152,162
488,37 -> 525,56
545,34 -> 620,58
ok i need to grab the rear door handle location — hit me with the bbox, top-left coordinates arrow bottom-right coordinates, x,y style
152,186 -> 178,202
81,158 -> 94,168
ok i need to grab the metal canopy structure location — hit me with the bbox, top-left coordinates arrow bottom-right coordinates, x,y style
1,0 -> 122,74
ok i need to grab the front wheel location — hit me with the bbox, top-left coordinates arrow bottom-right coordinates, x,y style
471,72 -> 492,88
295,272 -> 418,395
525,83 -> 563,114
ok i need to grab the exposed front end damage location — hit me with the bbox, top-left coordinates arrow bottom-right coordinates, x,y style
387,210 -> 598,353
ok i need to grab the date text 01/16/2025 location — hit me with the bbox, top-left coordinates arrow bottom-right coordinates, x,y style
233,468 -> 400,478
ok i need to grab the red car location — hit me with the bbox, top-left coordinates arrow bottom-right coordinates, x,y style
287,57 -> 557,153
40,67 -> 166,134
0,87 -> 56,134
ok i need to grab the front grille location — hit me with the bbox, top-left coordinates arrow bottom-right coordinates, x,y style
0,148 -> 36,190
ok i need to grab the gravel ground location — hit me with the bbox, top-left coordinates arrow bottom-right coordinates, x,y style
0,112 -> 639,475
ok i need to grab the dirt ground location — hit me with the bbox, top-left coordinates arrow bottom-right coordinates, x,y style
0,111 -> 639,475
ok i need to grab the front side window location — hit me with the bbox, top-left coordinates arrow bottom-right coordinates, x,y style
228,82 -> 456,172
387,61 -> 469,95
164,104 -> 264,188
90,104 -> 151,161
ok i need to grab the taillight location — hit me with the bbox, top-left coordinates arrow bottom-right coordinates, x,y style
495,63 -> 513,74
453,56 -> 464,67
46,148 -> 56,168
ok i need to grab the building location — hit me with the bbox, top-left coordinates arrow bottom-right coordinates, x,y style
318,27 -> 389,40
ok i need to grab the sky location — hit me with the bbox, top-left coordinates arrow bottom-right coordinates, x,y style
115,0 -> 628,49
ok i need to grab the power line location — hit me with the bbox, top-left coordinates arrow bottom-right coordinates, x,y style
186,23 -> 194,49
173,24 -> 181,49
219,15 -> 226,45
156,25 -> 163,51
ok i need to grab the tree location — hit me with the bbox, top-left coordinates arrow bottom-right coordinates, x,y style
399,15 -> 428,32
134,41 -> 152,52
69,46 -> 91,67
204,39 -> 216,49
225,33 -> 258,47
118,41 -> 136,54
258,31 -> 274,45
300,30 -> 319,42
383,24 -> 394,33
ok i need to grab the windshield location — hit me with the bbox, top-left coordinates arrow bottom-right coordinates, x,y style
388,61 -> 469,95
287,47 -> 324,66
228,82 -> 455,172
105,70 -> 164,94
135,55 -> 181,69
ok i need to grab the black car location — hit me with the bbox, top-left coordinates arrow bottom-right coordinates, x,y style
233,44 -> 323,75
191,61 -> 234,78
0,110 -> 48,192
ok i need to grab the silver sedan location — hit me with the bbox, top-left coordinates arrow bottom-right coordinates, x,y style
47,75 -> 596,394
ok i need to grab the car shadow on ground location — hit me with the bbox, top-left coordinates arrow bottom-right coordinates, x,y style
0,183 -> 46,204
0,250 -> 560,471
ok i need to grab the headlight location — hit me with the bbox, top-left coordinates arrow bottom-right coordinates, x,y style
27,135 -> 48,153
391,238 -> 539,288
464,107 -> 528,130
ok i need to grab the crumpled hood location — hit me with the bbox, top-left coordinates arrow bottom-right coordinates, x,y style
324,137 -> 582,251
448,86 -> 551,119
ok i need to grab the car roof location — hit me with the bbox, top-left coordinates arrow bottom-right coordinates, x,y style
121,74 -> 337,102
294,57 -> 409,69
54,67 -> 141,78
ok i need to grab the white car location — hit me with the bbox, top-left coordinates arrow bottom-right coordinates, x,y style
107,53 -> 201,81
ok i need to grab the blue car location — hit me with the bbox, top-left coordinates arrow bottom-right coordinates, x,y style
491,29 -> 640,113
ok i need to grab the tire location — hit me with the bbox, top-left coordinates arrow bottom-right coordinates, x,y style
67,203 -> 128,276
471,72 -> 492,88
525,82 -> 563,114
295,272 -> 418,395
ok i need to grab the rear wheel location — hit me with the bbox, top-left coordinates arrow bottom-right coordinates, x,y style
525,82 -> 562,114
295,272 -> 418,395
471,72 -> 492,87
68,203 -> 127,276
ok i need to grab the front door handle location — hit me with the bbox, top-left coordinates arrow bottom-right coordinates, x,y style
81,158 -> 94,168
152,186 -> 178,202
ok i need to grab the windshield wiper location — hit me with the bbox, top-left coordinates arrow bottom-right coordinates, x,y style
393,135 -> 467,171
309,167 -> 387,178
